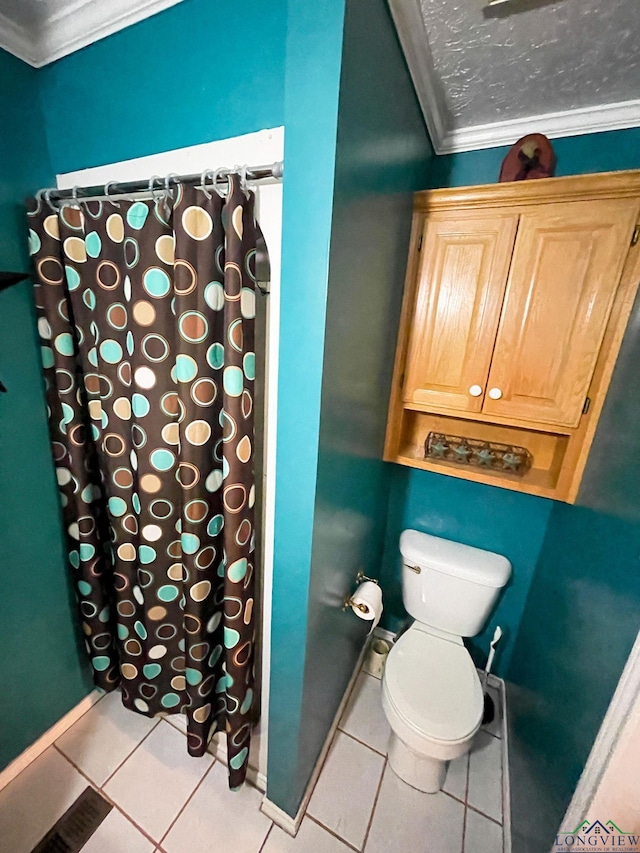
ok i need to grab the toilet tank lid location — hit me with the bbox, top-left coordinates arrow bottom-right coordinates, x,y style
400,530 -> 511,589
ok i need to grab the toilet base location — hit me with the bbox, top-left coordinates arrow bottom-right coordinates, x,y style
387,731 -> 447,793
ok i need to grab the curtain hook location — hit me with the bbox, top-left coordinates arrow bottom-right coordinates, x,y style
104,181 -> 121,208
239,164 -> 250,197
148,175 -> 162,201
72,185 -> 80,205
213,167 -> 228,198
164,172 -> 179,202
200,168 -> 214,199
43,188 -> 57,211
36,188 -> 53,212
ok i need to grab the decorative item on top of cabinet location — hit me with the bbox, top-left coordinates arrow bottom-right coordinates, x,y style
384,170 -> 640,503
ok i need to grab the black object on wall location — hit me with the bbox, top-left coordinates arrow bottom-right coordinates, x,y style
0,272 -> 29,291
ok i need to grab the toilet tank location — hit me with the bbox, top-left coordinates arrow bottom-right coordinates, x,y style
399,530 -> 511,637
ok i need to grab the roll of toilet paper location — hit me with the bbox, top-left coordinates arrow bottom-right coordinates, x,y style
350,581 -> 383,635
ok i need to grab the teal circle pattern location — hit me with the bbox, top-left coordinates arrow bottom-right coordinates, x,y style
150,448 -> 175,472
223,366 -> 243,397
175,354 -> 198,382
100,339 -> 123,364
139,545 -> 157,564
143,267 -> 171,298
126,202 -> 149,230
132,393 -> 150,417
85,231 -> 102,258
55,333 -> 74,356
157,584 -> 179,602
207,343 -> 224,370
108,496 -> 127,517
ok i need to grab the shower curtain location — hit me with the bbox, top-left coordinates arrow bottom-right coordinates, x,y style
27,176 -> 259,788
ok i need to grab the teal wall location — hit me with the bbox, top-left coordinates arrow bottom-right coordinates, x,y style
503,126 -> 640,850
425,128 -> 640,189
290,0 -> 432,816
266,0 -> 347,816
37,0 -> 287,173
380,469 -> 553,675
414,128 -> 640,851
0,49 -> 93,771
382,125 -> 640,679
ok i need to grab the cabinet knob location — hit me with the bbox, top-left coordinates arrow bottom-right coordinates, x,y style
469,384 -> 483,397
488,387 -> 503,400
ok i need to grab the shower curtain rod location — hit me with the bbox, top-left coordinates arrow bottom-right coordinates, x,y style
41,160 -> 284,204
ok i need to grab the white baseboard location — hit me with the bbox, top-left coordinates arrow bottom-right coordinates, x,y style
0,690 -> 103,793
261,637 -> 371,836
373,626 -> 396,643
500,677 -> 512,853
260,796 -> 300,835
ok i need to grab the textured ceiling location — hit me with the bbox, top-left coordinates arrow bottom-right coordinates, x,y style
0,0 -> 80,31
420,0 -> 640,130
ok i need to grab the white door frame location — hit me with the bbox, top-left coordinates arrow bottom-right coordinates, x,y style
557,628 -> 640,844
57,127 -> 284,787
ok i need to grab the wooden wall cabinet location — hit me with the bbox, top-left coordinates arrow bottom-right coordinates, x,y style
385,171 -> 640,502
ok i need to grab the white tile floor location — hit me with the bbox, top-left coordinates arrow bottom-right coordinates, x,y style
0,662 -> 506,852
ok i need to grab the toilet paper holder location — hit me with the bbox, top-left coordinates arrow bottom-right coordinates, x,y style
343,571 -> 379,611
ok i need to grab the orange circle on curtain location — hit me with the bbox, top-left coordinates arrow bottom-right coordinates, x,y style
133,300 -> 156,326
140,473 -> 162,493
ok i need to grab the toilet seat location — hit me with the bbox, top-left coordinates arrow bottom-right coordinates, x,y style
383,626 -> 483,744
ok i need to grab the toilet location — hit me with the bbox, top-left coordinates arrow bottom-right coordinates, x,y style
381,529 -> 511,793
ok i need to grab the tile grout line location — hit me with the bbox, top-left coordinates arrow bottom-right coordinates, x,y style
51,744 -> 159,849
360,756 -> 388,852
461,752 -> 471,853
466,802 -> 503,827
305,814 -> 362,853
482,728 -> 501,741
98,716 -> 162,788
288,723 -> 342,829
157,753 -> 218,847
257,821 -> 274,853
442,785 -> 503,827
338,727 -> 388,759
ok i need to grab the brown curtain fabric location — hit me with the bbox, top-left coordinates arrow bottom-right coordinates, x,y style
27,176 -> 259,788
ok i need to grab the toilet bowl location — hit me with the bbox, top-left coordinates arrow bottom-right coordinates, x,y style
382,623 -> 484,793
381,530 -> 511,793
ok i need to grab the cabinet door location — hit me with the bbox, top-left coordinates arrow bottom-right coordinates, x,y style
403,212 -> 519,413
483,199 -> 638,427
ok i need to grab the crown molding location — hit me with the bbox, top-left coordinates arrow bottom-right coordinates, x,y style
389,0 -> 640,155
0,0 -> 185,68
0,11 -> 40,66
439,99 -> 640,154
387,0 -> 446,155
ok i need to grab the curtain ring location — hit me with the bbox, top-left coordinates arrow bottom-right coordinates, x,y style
43,188 -> 57,211
36,188 -> 54,212
200,168 -> 215,199
148,175 -> 162,201
213,167 -> 228,198
104,181 -> 121,207
239,164 -> 250,197
164,172 -> 179,202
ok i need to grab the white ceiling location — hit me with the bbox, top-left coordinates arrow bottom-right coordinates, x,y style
0,0 -> 186,67
389,0 -> 640,153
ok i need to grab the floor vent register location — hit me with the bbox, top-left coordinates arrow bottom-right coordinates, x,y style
31,787 -> 113,853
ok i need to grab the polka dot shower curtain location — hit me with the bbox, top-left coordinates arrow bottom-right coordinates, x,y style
27,177 -> 259,788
